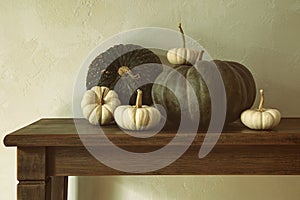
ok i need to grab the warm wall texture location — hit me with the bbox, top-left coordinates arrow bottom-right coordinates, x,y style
0,0 -> 300,200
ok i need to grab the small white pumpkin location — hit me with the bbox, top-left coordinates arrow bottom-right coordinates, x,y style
241,89 -> 281,130
167,23 -> 204,65
114,89 -> 161,131
81,86 -> 121,125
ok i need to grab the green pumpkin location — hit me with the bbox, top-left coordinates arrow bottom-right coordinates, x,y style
86,44 -> 162,105
152,60 -> 256,127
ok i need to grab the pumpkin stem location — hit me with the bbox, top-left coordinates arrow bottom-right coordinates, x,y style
136,89 -> 142,108
118,66 -> 140,79
178,23 -> 186,48
197,50 -> 205,62
258,89 -> 264,112
118,66 -> 130,76
99,87 -> 109,105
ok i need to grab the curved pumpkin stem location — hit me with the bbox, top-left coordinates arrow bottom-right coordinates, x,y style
178,23 -> 186,48
197,50 -> 205,62
118,66 -> 140,79
136,89 -> 142,108
258,89 -> 264,112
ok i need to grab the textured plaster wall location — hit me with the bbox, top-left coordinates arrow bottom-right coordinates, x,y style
0,0 -> 300,200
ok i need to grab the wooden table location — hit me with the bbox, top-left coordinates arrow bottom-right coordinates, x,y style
4,118 -> 300,200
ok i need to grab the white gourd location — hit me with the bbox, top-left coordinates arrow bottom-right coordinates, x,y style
114,89 -> 161,131
241,89 -> 281,130
81,86 -> 121,125
167,23 -> 204,65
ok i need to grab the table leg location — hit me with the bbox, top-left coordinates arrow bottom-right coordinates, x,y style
17,147 -> 68,200
46,176 -> 68,200
18,180 -> 46,199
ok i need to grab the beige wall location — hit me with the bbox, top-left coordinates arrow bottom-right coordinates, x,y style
0,0 -> 300,199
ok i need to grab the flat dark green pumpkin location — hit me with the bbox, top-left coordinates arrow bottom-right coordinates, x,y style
86,44 -> 162,105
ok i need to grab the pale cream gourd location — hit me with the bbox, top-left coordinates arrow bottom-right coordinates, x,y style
81,86 -> 121,125
114,89 -> 161,131
241,89 -> 281,130
167,23 -> 204,65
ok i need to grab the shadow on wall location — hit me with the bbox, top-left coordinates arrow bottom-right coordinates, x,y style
76,176 -> 226,200
77,176 -> 300,200
77,176 -> 157,200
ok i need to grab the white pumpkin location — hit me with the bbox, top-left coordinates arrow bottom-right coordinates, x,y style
114,89 -> 161,131
167,48 -> 204,65
167,23 -> 204,65
81,86 -> 121,125
241,89 -> 281,130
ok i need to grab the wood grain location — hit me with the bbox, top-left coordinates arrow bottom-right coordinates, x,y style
17,178 -> 68,200
47,145 -> 300,176
18,181 -> 45,200
3,118 -> 300,200
16,147 -> 68,200
17,147 -> 46,180
4,118 -> 300,147
46,177 -> 68,200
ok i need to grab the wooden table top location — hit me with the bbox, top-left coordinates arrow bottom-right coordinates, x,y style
4,118 -> 300,147
4,118 -> 300,175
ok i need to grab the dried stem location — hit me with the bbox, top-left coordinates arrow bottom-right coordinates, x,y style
136,89 -> 142,108
258,89 -> 264,112
118,66 -> 140,79
99,87 -> 109,105
178,23 -> 186,48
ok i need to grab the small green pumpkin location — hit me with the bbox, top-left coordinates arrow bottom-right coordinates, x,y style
86,44 -> 162,105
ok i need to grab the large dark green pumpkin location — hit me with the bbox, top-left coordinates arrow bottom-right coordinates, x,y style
152,60 -> 256,127
86,44 -> 162,105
